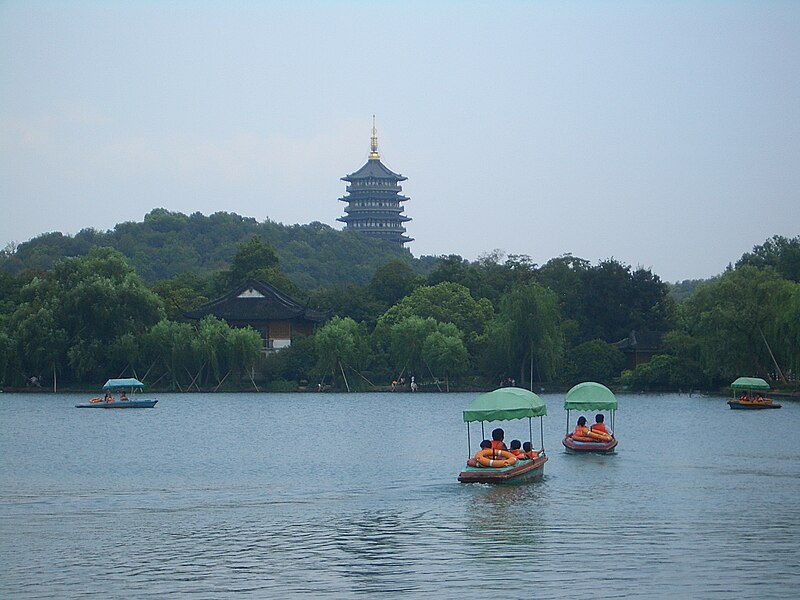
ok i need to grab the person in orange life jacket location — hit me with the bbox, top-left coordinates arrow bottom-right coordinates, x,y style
522,441 -> 539,459
491,428 -> 507,450
591,413 -> 611,435
509,439 -> 525,458
120,391 -> 129,401
104,392 -> 113,403
574,416 -> 589,436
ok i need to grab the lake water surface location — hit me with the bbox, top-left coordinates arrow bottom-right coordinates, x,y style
1,391 -> 799,598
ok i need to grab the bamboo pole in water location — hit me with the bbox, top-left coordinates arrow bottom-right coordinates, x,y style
758,325 -> 786,383
339,360 -> 350,392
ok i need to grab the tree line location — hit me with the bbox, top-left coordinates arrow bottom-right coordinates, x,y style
1,212 -> 798,393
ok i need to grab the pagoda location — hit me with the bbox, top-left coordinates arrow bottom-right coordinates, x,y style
337,118 -> 412,246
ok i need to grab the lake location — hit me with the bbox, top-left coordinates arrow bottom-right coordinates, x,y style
1,391 -> 799,598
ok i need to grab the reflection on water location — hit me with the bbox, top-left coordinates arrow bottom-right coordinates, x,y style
1,392 -> 799,598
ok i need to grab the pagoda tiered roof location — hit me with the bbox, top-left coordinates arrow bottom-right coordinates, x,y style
342,159 -> 406,182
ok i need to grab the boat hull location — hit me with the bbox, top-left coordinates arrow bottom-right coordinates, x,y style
458,454 -> 547,484
75,400 -> 158,409
727,400 -> 781,410
562,435 -> 618,453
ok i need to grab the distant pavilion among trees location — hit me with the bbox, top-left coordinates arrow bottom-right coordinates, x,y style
184,280 -> 331,353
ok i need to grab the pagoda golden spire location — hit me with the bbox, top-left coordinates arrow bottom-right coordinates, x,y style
368,115 -> 380,160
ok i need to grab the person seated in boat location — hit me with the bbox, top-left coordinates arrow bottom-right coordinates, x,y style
104,392 -> 113,403
523,441 -> 539,459
591,414 -> 611,435
509,439 -> 525,458
466,440 -> 492,468
477,440 -> 491,452
120,391 -> 129,401
573,416 -> 589,437
491,428 -> 507,450
472,440 -> 492,459
739,393 -> 749,402
754,394 -> 765,403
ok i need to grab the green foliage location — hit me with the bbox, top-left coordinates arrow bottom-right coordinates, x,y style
9,248 -> 164,384
422,329 -> 469,388
314,317 -> 368,386
488,281 -> 564,384
3,217 -> 797,393
151,272 -> 210,321
259,334 -> 318,385
378,282 -> 494,347
139,319 -> 199,390
579,259 -> 674,343
1,210 -> 427,289
368,259 -> 420,309
669,278 -> 715,304
388,316 -> 441,376
681,266 -> 794,382
737,235 -> 800,283
307,283 -> 383,327
424,251 -> 536,304
563,339 -> 625,386
536,256 -> 675,346
210,235 -> 300,299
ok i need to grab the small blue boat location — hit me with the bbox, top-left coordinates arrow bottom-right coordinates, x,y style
727,377 -> 781,409
75,378 -> 157,409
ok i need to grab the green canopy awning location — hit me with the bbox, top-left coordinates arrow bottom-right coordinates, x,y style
463,387 -> 547,423
103,378 -> 145,390
564,382 -> 618,411
730,377 -> 770,391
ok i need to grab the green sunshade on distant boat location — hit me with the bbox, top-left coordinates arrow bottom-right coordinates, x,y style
730,377 -> 770,391
564,382 -> 618,411
463,387 -> 547,422
103,378 -> 145,390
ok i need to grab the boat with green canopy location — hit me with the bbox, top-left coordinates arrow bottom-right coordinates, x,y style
727,377 -> 781,410
75,378 -> 157,409
458,387 -> 548,484
562,381 -> 618,453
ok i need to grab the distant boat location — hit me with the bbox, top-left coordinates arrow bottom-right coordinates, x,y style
562,382 -> 619,453
458,387 -> 548,484
727,377 -> 781,410
75,378 -> 157,409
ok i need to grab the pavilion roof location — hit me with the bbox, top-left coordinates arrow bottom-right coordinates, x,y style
184,280 -> 331,323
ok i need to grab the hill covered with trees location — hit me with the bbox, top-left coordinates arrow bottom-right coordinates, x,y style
0,208 -> 432,289
0,211 -> 797,395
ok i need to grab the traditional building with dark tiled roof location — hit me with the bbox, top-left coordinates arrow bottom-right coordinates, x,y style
337,117 -> 413,246
613,330 -> 663,370
184,280 -> 331,353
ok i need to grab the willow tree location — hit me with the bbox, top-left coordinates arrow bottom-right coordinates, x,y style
421,326 -> 469,391
314,317 -> 367,391
9,247 -> 164,385
490,282 -> 564,386
682,265 -> 795,382
376,281 -> 494,358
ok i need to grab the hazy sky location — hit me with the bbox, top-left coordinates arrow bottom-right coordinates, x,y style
1,1 -> 798,282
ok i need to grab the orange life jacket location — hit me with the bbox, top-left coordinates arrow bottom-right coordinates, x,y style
574,425 -> 589,436
491,440 -> 507,450
510,448 -> 525,457
591,422 -> 608,434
